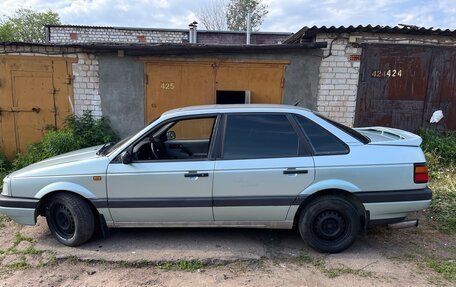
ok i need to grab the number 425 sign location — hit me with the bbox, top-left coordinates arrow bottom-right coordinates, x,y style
160,82 -> 175,90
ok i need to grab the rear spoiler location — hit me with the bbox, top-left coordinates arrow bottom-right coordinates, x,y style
354,126 -> 422,147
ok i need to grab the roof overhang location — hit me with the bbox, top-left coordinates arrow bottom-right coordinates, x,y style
0,41 -> 327,55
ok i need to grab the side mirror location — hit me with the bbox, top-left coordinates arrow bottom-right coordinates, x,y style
120,151 -> 132,164
166,130 -> 176,140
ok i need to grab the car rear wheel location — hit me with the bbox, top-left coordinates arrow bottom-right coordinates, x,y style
298,195 -> 360,253
45,193 -> 95,246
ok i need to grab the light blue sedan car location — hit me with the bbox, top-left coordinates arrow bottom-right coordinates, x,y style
0,105 -> 431,253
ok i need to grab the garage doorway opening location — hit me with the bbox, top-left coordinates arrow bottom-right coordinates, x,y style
216,90 -> 251,104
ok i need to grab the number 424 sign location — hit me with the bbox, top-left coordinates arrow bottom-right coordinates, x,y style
371,69 -> 402,78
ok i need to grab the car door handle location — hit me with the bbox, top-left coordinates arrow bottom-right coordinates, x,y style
283,169 -> 308,175
184,172 -> 209,178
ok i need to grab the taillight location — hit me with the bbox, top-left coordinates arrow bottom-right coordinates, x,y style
414,163 -> 429,183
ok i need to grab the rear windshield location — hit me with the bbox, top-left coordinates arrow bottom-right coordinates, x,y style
316,114 -> 371,144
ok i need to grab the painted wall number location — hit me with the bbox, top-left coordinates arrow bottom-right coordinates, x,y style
160,82 -> 175,90
371,69 -> 402,78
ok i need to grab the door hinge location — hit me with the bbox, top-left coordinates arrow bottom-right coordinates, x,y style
145,74 -> 149,85
281,77 -> 285,88
65,74 -> 72,84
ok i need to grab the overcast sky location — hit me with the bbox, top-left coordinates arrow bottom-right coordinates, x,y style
0,0 -> 455,32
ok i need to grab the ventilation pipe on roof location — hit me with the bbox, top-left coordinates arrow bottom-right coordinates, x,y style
246,12 -> 252,45
188,22 -> 194,43
192,21 -> 198,43
188,21 -> 198,43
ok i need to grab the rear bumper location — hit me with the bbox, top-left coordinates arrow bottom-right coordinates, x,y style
358,188 -> 432,221
356,187 -> 432,203
0,195 -> 38,225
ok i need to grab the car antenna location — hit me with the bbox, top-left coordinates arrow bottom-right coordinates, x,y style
293,101 -> 300,106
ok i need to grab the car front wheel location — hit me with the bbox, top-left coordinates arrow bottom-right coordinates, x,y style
298,195 -> 360,253
45,193 -> 95,246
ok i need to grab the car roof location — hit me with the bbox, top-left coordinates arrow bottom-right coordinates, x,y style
162,104 -> 312,117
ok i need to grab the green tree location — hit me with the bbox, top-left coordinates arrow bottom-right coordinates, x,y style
0,21 -> 14,41
226,0 -> 268,31
0,8 -> 60,43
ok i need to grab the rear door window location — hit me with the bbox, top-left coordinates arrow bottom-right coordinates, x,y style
222,114 -> 300,159
295,115 -> 349,155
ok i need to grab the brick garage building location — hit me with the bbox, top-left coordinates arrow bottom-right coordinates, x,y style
285,25 -> 456,131
0,25 -> 323,156
2,24 -> 456,157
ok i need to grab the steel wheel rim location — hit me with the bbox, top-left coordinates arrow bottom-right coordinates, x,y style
312,210 -> 347,241
50,204 -> 75,239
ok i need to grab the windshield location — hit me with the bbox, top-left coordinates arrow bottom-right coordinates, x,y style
99,116 -> 161,156
100,136 -> 132,156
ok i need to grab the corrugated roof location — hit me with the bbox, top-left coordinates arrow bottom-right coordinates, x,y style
285,25 -> 456,44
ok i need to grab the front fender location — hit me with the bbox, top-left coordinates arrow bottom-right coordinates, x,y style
34,181 -> 97,200
300,179 -> 361,197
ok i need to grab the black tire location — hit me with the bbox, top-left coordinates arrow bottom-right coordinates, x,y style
298,195 -> 360,253
45,193 -> 95,247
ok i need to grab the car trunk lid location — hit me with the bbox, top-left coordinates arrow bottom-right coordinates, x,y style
354,126 -> 422,147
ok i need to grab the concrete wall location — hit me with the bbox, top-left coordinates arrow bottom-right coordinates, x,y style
97,50 -> 322,138
315,32 -> 456,126
98,54 -> 145,137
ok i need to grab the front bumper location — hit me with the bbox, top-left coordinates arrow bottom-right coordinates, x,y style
0,195 -> 38,225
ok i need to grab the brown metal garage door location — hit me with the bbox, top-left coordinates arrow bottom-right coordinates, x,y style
355,44 -> 456,132
144,59 -> 288,122
0,56 -> 75,158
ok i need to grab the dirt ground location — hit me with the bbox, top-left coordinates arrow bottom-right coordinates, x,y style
0,213 -> 455,287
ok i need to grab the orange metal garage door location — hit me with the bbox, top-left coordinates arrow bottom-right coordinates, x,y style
144,59 -> 289,122
0,56 -> 75,158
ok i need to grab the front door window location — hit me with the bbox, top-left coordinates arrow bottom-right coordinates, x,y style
132,116 -> 216,161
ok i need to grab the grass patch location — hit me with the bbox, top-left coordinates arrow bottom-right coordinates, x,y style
157,260 -> 204,271
115,259 -> 204,272
420,129 -> 456,234
5,255 -> 30,270
47,254 -> 57,265
295,254 -> 373,278
427,167 -> 456,234
419,129 -> 456,167
0,214 -> 11,228
13,231 -> 34,245
2,231 -> 40,256
427,259 -> 456,282
0,214 -> 11,222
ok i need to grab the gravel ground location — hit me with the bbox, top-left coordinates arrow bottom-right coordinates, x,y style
0,214 -> 455,286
